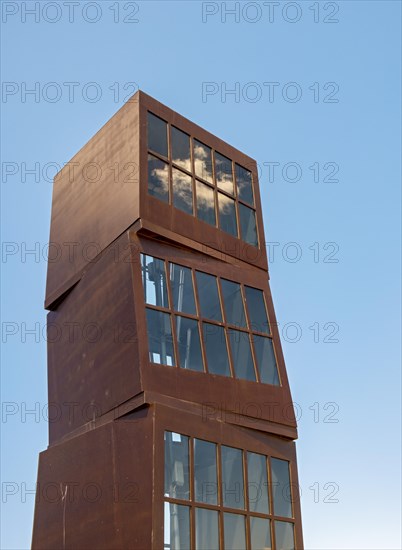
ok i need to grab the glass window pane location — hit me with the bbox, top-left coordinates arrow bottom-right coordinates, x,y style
194,439 -> 218,504
244,286 -> 270,334
194,140 -> 213,183
220,280 -> 247,328
148,154 -> 169,203
176,316 -> 204,372
169,263 -> 196,314
195,508 -> 219,550
250,517 -> 272,550
224,513 -> 246,550
215,152 -> 234,194
236,164 -> 254,205
164,432 -> 189,500
148,112 -> 168,157
227,330 -> 256,382
196,272 -> 222,321
173,168 -> 193,215
253,335 -> 280,386
146,308 -> 175,366
271,458 -> 292,518
164,502 -> 190,550
196,180 -> 216,226
141,254 -> 169,308
171,126 -> 191,171
221,446 -> 244,509
274,521 -> 295,550
202,323 -> 231,377
218,193 -> 238,237
247,453 -> 269,514
239,204 -> 258,247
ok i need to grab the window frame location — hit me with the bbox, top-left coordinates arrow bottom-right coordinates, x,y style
140,252 -> 281,386
163,430 -> 297,550
146,110 -> 259,247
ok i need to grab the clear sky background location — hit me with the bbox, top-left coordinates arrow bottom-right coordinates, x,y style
1,1 -> 401,549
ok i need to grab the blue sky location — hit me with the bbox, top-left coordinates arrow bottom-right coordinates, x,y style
1,1 -> 401,548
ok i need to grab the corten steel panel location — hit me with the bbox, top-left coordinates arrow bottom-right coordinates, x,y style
45,91 -> 268,310
45,95 -> 141,310
32,409 -> 153,550
47,232 -> 142,444
47,226 -> 296,445
153,403 -> 304,550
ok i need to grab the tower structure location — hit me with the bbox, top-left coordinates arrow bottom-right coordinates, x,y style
32,92 -> 303,549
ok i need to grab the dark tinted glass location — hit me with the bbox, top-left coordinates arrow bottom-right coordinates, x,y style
148,154 -> 169,203
236,164 -> 254,205
215,152 -> 234,194
271,458 -> 292,518
247,452 -> 269,514
196,180 -> 216,226
274,521 -> 295,550
227,330 -> 256,381
141,254 -> 169,308
218,193 -> 238,237
202,323 -> 230,377
194,439 -> 218,504
171,126 -> 191,171
196,272 -> 222,321
194,140 -> 213,182
172,168 -> 193,215
253,335 -> 279,385
239,203 -> 258,246
224,513 -> 246,550
169,263 -> 196,314
147,112 -> 168,157
164,431 -> 189,500
221,446 -> 244,509
146,309 -> 175,366
220,279 -> 247,328
176,316 -> 204,372
244,286 -> 270,334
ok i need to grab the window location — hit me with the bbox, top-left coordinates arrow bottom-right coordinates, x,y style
169,263 -> 196,315
196,180 -> 216,226
194,439 -> 218,504
141,254 -> 280,386
176,316 -> 203,372
172,126 -> 191,171
142,254 -> 169,308
244,286 -> 270,334
275,521 -> 295,550
194,140 -> 213,183
218,193 -> 237,237
236,164 -> 254,205
239,204 -> 258,247
148,154 -> 169,203
215,152 -> 234,195
271,458 -> 292,518
227,330 -> 256,382
148,112 -> 168,157
253,335 -> 279,386
146,309 -> 175,366
164,432 -> 296,550
220,280 -> 247,329
146,111 -> 259,248
203,324 -> 231,377
172,168 -> 193,215
196,272 -> 222,322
